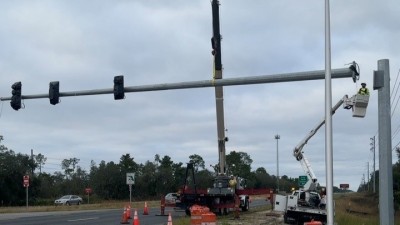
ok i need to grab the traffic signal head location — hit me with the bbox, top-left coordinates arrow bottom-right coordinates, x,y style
10,82 -> 22,110
113,75 -> 125,100
49,81 -> 60,105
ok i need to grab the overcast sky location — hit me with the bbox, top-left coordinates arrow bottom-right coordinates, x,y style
1,0 -> 399,192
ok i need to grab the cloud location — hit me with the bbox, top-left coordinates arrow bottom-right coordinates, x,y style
1,0 -> 399,192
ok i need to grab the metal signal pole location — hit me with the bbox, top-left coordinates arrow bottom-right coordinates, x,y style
377,59 -> 394,225
324,0 -> 334,224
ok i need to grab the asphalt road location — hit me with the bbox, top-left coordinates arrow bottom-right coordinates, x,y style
0,207 -> 184,225
0,199 -> 269,225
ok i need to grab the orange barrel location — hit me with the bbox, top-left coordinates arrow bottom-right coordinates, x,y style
201,212 -> 216,225
190,205 -> 203,225
304,220 -> 323,225
201,206 -> 210,213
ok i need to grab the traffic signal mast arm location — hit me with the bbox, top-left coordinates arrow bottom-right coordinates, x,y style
293,94 -> 369,191
0,67 -> 357,102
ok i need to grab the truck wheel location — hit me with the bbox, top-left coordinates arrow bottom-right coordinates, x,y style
284,214 -> 289,223
185,208 -> 191,216
241,199 -> 249,211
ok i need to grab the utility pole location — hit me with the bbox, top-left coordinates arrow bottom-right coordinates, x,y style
363,174 -> 366,191
370,136 -> 376,193
31,149 -> 34,175
275,134 -> 280,192
367,162 -> 369,192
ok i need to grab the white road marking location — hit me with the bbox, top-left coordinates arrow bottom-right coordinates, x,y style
67,217 -> 99,222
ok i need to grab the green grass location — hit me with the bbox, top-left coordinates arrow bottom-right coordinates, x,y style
0,200 -> 160,213
334,192 -> 400,225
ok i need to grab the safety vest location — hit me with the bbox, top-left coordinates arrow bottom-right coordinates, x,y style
358,87 -> 369,95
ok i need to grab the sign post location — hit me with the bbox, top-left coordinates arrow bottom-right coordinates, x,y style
23,175 -> 29,210
126,173 -> 135,205
85,188 -> 92,204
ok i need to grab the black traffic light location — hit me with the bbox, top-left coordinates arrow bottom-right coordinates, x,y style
113,75 -> 125,100
49,81 -> 60,105
10,82 -> 22,110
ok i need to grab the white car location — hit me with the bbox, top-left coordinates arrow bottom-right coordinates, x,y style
165,193 -> 180,205
54,195 -> 82,206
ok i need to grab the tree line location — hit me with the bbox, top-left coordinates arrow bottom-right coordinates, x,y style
1,135 -> 323,206
358,148 -> 400,209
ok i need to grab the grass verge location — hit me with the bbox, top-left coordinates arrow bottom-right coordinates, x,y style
0,200 -> 160,213
334,192 -> 400,225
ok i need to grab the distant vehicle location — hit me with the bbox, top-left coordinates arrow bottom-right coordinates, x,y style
54,195 -> 82,206
165,193 -> 180,205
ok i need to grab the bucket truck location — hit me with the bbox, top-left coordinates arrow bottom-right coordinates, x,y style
274,92 -> 369,224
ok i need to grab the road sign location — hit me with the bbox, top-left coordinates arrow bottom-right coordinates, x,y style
85,188 -> 92,194
298,175 -> 308,186
23,175 -> 29,187
126,173 -> 135,185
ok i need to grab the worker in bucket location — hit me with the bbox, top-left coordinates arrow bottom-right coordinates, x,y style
358,82 -> 370,95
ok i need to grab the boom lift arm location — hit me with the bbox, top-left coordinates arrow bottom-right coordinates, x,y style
293,93 -> 369,191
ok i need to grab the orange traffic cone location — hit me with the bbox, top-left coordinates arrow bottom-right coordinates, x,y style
167,213 -> 173,225
143,202 -> 149,215
133,209 -> 140,225
127,205 -> 132,219
120,207 -> 129,224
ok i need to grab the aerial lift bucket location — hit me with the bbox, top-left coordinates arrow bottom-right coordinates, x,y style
351,94 -> 369,118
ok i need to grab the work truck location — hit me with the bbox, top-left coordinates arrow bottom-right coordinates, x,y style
274,90 -> 369,224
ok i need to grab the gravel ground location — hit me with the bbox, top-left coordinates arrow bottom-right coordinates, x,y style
217,210 -> 285,225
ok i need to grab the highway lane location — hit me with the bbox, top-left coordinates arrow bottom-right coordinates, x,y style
0,208 -> 184,225
0,199 -> 269,225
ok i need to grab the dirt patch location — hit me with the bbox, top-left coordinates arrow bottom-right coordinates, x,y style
218,210 -> 285,225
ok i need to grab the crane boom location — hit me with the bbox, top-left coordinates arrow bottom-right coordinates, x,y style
211,0 -> 227,175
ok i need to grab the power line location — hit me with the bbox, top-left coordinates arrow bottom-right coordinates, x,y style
390,69 -> 400,106
393,126 -> 400,140
391,95 -> 400,117
390,69 -> 400,151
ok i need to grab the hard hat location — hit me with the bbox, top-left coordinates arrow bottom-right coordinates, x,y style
361,82 -> 366,86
